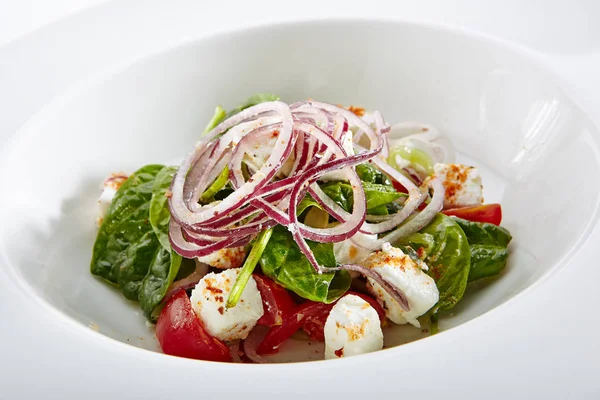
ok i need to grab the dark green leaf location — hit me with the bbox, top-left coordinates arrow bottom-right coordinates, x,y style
259,225 -> 350,303
117,230 -> 160,300
320,181 -> 402,213
398,213 -> 471,311
368,204 -> 389,215
451,217 -> 512,247
451,217 -> 512,282
91,164 -> 164,285
149,166 -> 177,250
468,246 -> 509,282
297,194 -> 322,216
139,246 -> 182,321
355,163 -> 392,186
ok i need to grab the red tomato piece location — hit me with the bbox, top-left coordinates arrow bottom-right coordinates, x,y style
256,301 -> 332,355
156,289 -> 232,362
254,275 -> 296,327
392,180 -> 408,194
442,203 -> 502,225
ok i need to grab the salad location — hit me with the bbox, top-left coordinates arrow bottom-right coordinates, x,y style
90,94 -> 512,362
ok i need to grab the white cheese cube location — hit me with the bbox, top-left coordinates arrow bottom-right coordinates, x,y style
324,294 -> 383,359
333,233 -> 376,277
333,233 -> 376,265
190,268 -> 264,341
196,247 -> 247,269
433,163 -> 483,209
364,244 -> 439,328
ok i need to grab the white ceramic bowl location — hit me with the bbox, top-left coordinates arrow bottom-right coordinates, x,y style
1,19 -> 599,365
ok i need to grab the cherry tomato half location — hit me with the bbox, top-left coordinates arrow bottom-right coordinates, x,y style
156,289 -> 232,362
442,203 -> 502,226
258,291 -> 387,352
256,301 -> 332,355
254,275 -> 296,327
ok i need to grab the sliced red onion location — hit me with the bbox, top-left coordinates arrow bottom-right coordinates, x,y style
329,264 -> 410,311
169,102 -> 294,226
378,177 -> 444,243
240,326 -> 271,364
350,177 -> 444,251
167,100 -> 440,317
163,260 -> 209,302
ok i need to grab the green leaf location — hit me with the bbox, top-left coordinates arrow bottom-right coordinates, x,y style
227,93 -> 280,118
451,217 -> 512,282
368,205 -> 389,215
203,105 -> 227,134
387,144 -> 434,176
320,181 -> 403,213
139,247 -> 182,321
92,164 -> 183,321
398,213 -> 471,311
355,163 -> 392,186
451,217 -> 512,247
141,165 -> 185,321
259,225 -> 351,303
149,166 -> 177,250
91,164 -> 164,286
297,194 -> 322,216
468,246 -> 509,282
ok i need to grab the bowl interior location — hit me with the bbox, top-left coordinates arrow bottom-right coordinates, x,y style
1,20 -> 599,361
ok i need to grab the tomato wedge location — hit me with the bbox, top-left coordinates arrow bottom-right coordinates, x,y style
156,289 -> 232,362
256,301 -> 332,355
257,291 -> 387,352
254,275 -> 296,327
442,203 -> 502,225
302,291 -> 386,341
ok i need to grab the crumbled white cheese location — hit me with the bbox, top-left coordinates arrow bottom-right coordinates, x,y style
324,294 -> 383,359
433,163 -> 483,209
190,268 -> 263,341
363,246 -> 438,328
196,247 -> 247,269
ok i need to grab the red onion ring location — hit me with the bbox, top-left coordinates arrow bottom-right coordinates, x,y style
167,100 -> 444,314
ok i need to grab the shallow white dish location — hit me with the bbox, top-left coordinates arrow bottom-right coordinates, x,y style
2,15 -> 600,398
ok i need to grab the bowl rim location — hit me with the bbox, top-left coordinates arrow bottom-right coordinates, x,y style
2,15 -> 600,370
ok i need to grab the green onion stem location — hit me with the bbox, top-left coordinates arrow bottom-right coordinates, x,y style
199,166 -> 229,203
226,227 -> 274,308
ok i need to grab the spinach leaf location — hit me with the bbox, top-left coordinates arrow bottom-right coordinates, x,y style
320,181 -> 403,213
91,164 -> 164,286
398,213 -> 471,311
149,166 -> 177,250
227,93 -> 280,118
141,165 -> 183,321
297,194 -> 322,216
355,163 -> 392,186
139,246 -> 182,321
452,217 -> 512,248
260,225 -> 351,303
451,217 -> 512,282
